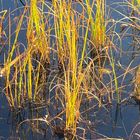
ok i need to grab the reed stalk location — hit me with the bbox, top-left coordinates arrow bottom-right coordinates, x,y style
52,0 -> 87,135
53,0 -> 67,66
26,0 -> 50,101
85,0 -> 106,56
4,7 -> 27,107
3,0 -> 50,107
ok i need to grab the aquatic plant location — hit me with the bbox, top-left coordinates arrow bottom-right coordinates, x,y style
53,0 -> 66,66
4,7 -> 27,107
92,0 -> 105,48
133,66 -> 140,100
2,0 -> 139,138
0,10 -> 7,38
52,0 -> 83,135
26,0 -> 50,101
132,0 -> 140,6
3,0 -> 51,107
85,0 -> 106,67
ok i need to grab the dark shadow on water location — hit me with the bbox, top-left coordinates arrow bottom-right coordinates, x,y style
114,104 -> 122,128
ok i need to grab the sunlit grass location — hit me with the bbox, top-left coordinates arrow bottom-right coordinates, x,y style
53,0 -> 66,65
1,0 -> 109,134
3,0 -> 51,107
1,0 -> 140,138
132,0 -> 140,6
4,7 -> 27,107
26,0 -> 50,101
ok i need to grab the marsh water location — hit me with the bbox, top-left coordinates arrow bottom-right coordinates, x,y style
0,0 -> 140,139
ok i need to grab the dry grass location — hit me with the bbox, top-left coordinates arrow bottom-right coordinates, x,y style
1,0 -> 140,138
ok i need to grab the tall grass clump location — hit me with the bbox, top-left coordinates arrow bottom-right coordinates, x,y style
84,0 -> 109,104
52,0 -> 90,135
26,0 -> 50,101
3,0 -> 50,108
52,0 -> 108,136
85,0 -> 106,67
51,0 -> 114,136
4,7 -> 27,107
53,0 -> 66,66
1,0 -> 128,138
53,0 -> 79,134
92,0 -> 105,48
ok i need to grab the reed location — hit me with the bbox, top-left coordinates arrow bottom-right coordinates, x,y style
52,0 -> 79,134
92,0 -> 105,48
4,7 -> 27,107
84,0 -> 108,105
110,48 -> 120,104
52,0 -> 89,135
132,0 -> 140,6
85,0 -> 106,67
1,0 -> 132,138
0,10 -> 7,37
26,0 -> 50,101
64,13 -> 78,134
53,0 -> 69,68
55,0 -> 107,135
3,0 -> 51,107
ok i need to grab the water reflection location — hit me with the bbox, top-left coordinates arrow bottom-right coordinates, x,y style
0,0 -> 140,139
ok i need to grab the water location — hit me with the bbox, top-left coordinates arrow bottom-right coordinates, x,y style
0,0 -> 140,139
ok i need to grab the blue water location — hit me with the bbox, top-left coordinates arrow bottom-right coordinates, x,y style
0,0 -> 140,139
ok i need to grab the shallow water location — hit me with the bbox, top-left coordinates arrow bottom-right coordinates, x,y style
0,0 -> 140,139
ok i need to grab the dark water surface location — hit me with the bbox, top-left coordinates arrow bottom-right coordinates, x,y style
0,0 -> 140,139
